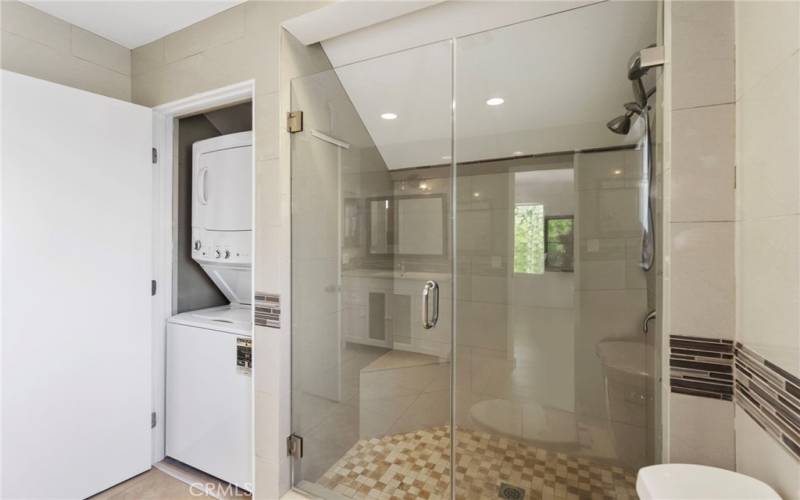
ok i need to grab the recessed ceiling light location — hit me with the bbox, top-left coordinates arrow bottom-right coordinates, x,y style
442,155 -> 452,160
419,182 -> 428,190
513,151 -> 524,156
613,169 -> 623,175
381,112 -> 398,120
473,192 -> 481,198
486,97 -> 505,106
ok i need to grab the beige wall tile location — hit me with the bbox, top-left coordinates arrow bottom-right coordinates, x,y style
737,215 -> 800,375
671,1 -> 734,109
71,26 -> 130,76
669,393 -> 734,469
254,91 -> 279,160
0,0 -> 69,53
735,0 -> 800,100
737,53 -> 800,220
1,2 -> 131,101
736,409 -> 800,498
131,39 -> 164,76
164,3 -> 246,63
2,30 -> 130,101
131,52 -> 206,107
670,222 -> 734,339
671,104 -> 734,222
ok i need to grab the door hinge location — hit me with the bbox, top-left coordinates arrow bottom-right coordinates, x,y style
287,111 -> 303,133
151,412 -> 157,428
152,147 -> 158,164
151,280 -> 157,296
287,433 -> 303,458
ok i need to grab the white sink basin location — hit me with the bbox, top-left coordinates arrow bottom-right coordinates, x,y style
596,339 -> 653,378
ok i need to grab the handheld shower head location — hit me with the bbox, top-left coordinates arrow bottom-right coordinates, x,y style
606,113 -> 632,135
607,102 -> 643,135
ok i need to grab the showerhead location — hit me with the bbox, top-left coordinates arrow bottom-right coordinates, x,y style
627,44 -> 657,81
607,102 -> 643,135
606,113 -> 632,135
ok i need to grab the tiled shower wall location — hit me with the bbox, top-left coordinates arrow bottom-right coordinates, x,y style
667,2 -> 800,497
734,1 -> 800,497
665,0 -> 737,469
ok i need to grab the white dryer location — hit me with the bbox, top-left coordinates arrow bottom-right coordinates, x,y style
166,131 -> 253,489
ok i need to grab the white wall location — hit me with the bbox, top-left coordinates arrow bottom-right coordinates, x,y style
0,0 -> 131,100
735,1 -> 800,497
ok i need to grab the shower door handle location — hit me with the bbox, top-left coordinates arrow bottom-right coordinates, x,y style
422,280 -> 439,329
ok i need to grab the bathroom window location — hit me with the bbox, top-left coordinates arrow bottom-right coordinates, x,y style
545,216 -> 574,272
513,203 -> 545,274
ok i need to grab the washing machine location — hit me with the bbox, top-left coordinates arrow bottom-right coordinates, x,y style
166,307 -> 252,489
166,131 -> 253,489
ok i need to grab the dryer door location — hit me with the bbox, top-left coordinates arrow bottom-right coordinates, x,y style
197,145 -> 252,231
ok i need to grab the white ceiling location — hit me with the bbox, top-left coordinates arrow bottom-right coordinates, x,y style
20,1 -> 246,49
302,0 -> 656,170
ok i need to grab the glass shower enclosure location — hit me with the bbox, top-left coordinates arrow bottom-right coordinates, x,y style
290,2 -> 662,498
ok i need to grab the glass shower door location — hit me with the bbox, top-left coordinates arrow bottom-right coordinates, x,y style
289,40 -> 454,498
452,2 -> 659,499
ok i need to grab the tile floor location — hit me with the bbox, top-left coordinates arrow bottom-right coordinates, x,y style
317,426 -> 637,500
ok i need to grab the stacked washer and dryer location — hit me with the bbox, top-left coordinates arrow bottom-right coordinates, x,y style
166,131 -> 253,489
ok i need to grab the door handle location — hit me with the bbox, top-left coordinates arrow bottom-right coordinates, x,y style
422,280 -> 439,329
198,167 -> 209,205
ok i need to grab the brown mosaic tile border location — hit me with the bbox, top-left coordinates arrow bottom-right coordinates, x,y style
735,343 -> 800,462
669,335 -> 734,400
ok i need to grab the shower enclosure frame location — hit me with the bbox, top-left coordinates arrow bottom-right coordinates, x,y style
288,2 -> 665,495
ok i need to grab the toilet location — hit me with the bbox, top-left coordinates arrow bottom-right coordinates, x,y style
637,464 -> 780,499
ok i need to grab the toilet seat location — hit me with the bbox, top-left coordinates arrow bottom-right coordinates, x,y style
637,464 -> 780,499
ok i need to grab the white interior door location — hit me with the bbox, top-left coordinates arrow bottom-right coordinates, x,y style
1,70 -> 153,499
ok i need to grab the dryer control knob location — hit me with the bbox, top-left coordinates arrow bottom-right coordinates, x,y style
215,249 -> 222,258
224,250 -> 231,259
194,240 -> 202,251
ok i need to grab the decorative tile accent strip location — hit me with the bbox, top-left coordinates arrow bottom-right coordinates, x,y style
669,335 -> 734,400
735,343 -> 800,462
254,292 -> 280,328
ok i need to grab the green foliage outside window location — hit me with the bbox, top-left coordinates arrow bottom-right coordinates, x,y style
514,204 -> 545,274
545,216 -> 574,272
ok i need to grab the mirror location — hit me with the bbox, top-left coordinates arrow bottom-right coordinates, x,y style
368,195 -> 446,256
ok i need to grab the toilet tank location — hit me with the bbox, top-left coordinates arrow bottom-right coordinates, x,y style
191,131 -> 252,305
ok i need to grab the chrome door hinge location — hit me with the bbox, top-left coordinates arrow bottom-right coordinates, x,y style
151,280 -> 157,296
287,433 -> 303,458
287,111 -> 303,133
152,147 -> 158,164
151,412 -> 157,429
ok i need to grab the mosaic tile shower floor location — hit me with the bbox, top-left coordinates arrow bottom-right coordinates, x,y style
318,426 -> 637,500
